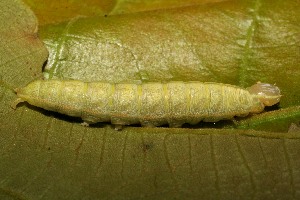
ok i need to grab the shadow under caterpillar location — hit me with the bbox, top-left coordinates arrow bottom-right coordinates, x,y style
12,80 -> 281,130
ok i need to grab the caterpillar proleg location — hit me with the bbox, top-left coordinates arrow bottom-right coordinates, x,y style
12,80 -> 281,129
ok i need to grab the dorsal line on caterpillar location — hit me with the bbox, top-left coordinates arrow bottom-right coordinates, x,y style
11,80 -> 281,130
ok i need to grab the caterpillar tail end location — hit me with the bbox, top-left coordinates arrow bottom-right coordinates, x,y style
11,98 -> 25,109
11,87 -> 25,109
14,87 -> 20,93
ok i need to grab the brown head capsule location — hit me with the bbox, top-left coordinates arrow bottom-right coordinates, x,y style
247,82 -> 281,106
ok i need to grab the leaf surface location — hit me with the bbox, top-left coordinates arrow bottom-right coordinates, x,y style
23,0 -> 226,25
0,0 -> 48,88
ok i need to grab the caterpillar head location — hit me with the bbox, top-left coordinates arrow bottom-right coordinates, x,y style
247,82 -> 281,106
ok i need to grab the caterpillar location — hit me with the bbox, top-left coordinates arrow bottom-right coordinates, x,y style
11,80 -> 281,129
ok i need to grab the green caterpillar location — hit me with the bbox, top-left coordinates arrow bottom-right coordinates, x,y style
12,80 -> 281,129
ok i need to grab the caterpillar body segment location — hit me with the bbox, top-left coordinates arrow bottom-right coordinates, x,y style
12,80 -> 281,128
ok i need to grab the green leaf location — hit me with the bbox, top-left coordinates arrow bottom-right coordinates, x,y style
0,0 -> 48,139
0,0 -> 48,196
235,106 -> 300,132
0,0 -> 48,88
1,124 -> 300,199
1,0 -> 300,199
23,0 -> 225,25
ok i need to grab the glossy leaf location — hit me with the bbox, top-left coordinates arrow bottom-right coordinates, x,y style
23,0 -> 225,25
